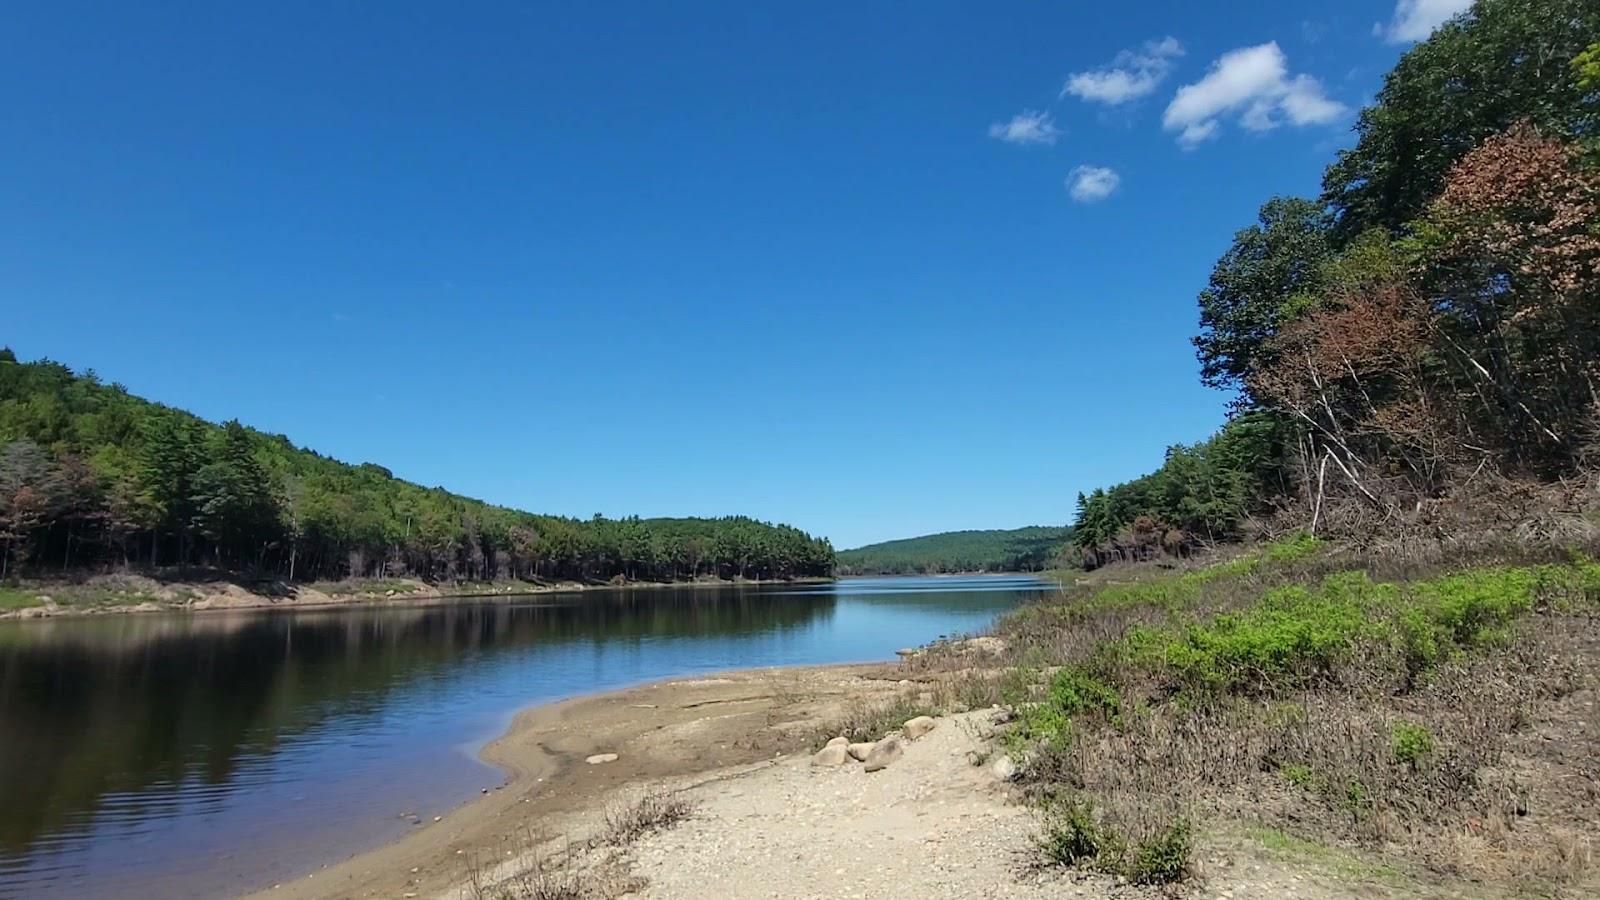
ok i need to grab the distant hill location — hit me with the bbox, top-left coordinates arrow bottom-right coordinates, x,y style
836,526 -> 1073,575
0,350 -> 833,584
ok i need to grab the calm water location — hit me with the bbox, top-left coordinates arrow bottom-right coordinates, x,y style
0,575 -> 1048,898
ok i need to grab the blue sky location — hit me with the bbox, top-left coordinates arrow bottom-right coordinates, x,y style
3,1 -> 1469,549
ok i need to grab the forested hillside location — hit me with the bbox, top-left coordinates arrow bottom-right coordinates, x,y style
836,526 -> 1071,575
1071,0 -> 1600,567
0,351 -> 833,583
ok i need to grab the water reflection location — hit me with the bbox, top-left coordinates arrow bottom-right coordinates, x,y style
0,576 -> 1045,898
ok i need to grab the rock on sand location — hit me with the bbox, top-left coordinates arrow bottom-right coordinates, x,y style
863,736 -> 904,772
811,745 -> 850,766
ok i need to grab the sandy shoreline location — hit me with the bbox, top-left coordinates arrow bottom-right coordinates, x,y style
236,653 -> 1418,900
245,660 -> 911,900
0,575 -> 835,621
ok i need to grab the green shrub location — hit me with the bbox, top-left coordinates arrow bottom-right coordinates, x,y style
1048,668 -> 1122,720
1265,531 -> 1320,563
1012,668 -> 1123,746
1163,580 -> 1374,694
1410,568 -> 1536,647
1343,780 -> 1370,818
1040,800 -> 1190,884
1130,821 -> 1191,884
1279,762 -> 1316,789
1394,606 -> 1444,681
1040,800 -> 1107,866
1391,721 -> 1435,767
1565,555 -> 1600,608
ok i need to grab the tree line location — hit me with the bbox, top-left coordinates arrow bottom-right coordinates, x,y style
0,352 -> 834,583
836,526 -> 1073,575
1075,0 -> 1600,564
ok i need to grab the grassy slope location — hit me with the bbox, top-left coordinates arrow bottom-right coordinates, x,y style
836,526 -> 1072,575
854,535 -> 1600,894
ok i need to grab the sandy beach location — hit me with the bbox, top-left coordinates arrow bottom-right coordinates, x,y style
247,662 -> 911,900
243,657 -> 1401,900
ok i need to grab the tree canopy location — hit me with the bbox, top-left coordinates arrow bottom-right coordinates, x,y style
1076,0 -> 1600,565
1323,0 -> 1600,236
0,354 -> 834,583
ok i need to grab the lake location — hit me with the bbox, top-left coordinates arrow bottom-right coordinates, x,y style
0,575 -> 1050,898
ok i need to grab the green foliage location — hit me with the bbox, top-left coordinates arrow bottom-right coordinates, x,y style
1062,0 -> 1600,558
1324,0 -> 1600,236
1576,42 -> 1600,92
1164,576 -> 1381,694
1016,556 -> 1584,707
1040,799 -> 1190,885
1072,413 -> 1290,553
1391,721 -> 1435,766
835,525 -> 1072,575
1047,668 -> 1122,720
1343,780 -> 1371,817
1006,546 -> 1597,888
1194,197 -> 1336,393
1407,567 -> 1538,646
1013,668 -> 1122,747
1129,820 -> 1191,884
1070,532 -> 1321,615
1040,800 -> 1105,867
1264,530 -> 1320,563
0,353 -> 834,584
0,587 -> 44,610
1279,762 -> 1316,789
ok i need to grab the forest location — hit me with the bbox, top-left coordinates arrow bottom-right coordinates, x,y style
1072,0 -> 1600,566
0,352 -> 834,584
835,526 -> 1072,575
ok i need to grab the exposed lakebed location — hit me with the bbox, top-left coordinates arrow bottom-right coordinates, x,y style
0,575 -> 1049,898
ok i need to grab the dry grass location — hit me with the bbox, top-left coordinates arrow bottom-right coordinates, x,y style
602,791 -> 694,846
464,843 -> 587,900
917,535 -> 1600,894
462,793 -> 692,900
819,692 -> 942,745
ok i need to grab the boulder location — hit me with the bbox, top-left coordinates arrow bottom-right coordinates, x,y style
989,755 -> 1018,780
895,648 -> 919,658
585,753 -> 619,765
811,745 -> 850,766
903,716 -> 936,740
863,736 -> 904,772
846,742 -> 876,762
825,736 -> 850,749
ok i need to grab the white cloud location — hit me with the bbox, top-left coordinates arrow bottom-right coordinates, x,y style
1162,43 -> 1346,147
1063,37 -> 1184,105
987,109 -> 1062,145
1066,165 -> 1120,203
1382,0 -> 1472,43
